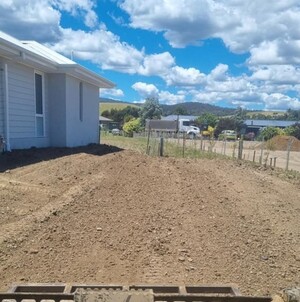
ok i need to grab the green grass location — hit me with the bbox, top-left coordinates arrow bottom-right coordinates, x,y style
100,132 -> 227,160
99,102 -> 139,114
246,111 -> 284,118
100,132 -> 148,153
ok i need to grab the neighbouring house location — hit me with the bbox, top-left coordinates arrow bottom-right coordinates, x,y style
244,119 -> 298,136
0,31 -> 114,150
162,115 -> 198,121
99,116 -> 119,131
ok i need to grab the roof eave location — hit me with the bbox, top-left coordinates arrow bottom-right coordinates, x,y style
0,34 -> 115,88
59,65 -> 115,88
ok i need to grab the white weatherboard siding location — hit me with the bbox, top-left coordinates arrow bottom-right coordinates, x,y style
0,31 -> 114,149
48,73 -> 67,147
8,62 -> 50,149
0,62 -> 4,137
66,75 -> 99,147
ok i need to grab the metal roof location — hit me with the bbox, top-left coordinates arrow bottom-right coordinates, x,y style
245,119 -> 298,128
99,116 -> 112,122
21,41 -> 75,65
0,31 -> 114,88
162,115 -> 198,121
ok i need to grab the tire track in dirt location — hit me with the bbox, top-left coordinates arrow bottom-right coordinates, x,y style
0,171 -> 105,245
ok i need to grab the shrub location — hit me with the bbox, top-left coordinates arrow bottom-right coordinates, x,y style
258,126 -> 283,141
285,123 -> 300,139
123,118 -> 141,137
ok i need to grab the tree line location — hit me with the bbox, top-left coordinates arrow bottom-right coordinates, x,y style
101,98 -> 300,140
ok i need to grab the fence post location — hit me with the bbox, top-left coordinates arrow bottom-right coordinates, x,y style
253,150 -> 256,162
270,158 -> 273,167
182,133 -> 186,158
259,139 -> 264,165
285,138 -> 294,171
238,139 -> 244,160
274,157 -> 277,168
159,137 -> 164,157
146,127 -> 151,155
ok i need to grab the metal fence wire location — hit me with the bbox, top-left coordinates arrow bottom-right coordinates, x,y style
135,131 -> 300,173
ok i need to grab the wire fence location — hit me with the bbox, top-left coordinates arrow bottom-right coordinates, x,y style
133,131 -> 300,173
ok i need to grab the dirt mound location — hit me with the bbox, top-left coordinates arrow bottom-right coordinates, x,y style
0,146 -> 299,295
268,135 -> 300,151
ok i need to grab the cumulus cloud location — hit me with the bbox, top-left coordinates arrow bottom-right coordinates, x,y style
51,28 -> 144,73
120,0 -> 237,48
120,0 -> 300,64
263,93 -> 300,110
158,91 -> 186,105
132,82 -> 159,98
164,66 -> 206,86
0,0 -> 61,42
0,0 -> 99,41
139,52 -> 175,76
209,64 -> 229,81
101,88 -> 124,98
2,0 -> 300,110
251,65 -> 300,85
53,0 -> 98,27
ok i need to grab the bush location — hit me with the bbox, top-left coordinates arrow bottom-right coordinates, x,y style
123,118 -> 141,137
244,132 -> 255,141
285,123 -> 300,139
258,126 -> 283,141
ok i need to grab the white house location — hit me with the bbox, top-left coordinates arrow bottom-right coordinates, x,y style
0,31 -> 114,150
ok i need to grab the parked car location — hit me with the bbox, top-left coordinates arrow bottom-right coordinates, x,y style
218,130 -> 237,140
111,128 -> 121,135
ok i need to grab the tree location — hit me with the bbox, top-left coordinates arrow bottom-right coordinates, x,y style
285,123 -> 300,139
258,126 -> 283,141
173,106 -> 188,115
123,118 -> 141,137
100,106 -> 140,127
140,97 -> 162,126
214,117 -> 236,138
196,113 -> 218,128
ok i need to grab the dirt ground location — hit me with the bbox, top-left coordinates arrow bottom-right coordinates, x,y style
0,144 -> 299,296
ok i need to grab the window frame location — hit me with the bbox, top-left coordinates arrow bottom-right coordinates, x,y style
34,71 -> 45,137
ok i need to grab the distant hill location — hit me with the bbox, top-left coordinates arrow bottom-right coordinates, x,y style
160,102 -> 236,116
99,98 -> 236,116
99,98 -> 140,114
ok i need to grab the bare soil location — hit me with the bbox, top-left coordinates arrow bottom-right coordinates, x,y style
0,145 -> 299,296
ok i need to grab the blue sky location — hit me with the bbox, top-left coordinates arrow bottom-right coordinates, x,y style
1,0 -> 300,110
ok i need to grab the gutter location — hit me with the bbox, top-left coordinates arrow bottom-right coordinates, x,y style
3,63 -> 10,151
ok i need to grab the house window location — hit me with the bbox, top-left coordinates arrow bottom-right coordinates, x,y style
79,82 -> 83,121
35,73 -> 44,136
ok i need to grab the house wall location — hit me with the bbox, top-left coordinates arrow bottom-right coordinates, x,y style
48,74 -> 67,147
65,75 -> 99,147
0,61 -> 4,139
0,60 -> 50,149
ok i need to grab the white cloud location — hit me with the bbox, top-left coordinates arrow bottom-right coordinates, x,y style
0,0 -> 61,42
120,0 -> 236,48
51,28 -> 145,73
249,40 -> 300,65
132,82 -> 159,98
251,65 -> 300,85
120,0 -> 300,64
263,93 -> 300,110
158,91 -> 186,105
101,88 -> 124,98
53,0 -> 98,27
0,0 -> 99,41
164,66 -> 206,86
209,64 -> 229,81
139,52 -> 175,76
